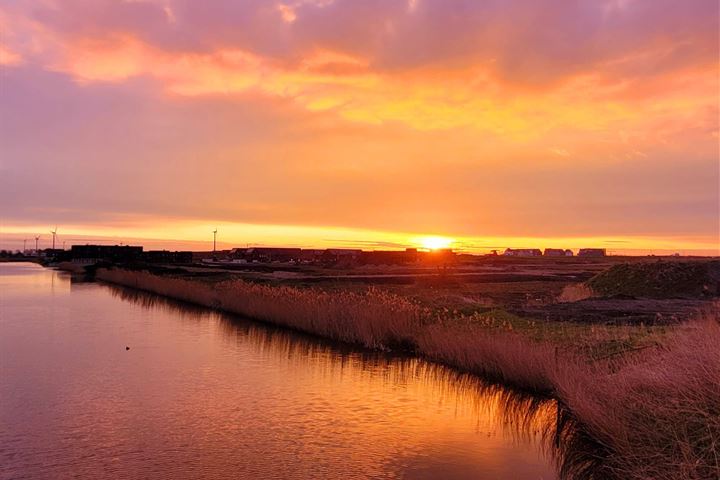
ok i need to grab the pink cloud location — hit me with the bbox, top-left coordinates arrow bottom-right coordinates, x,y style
0,0 -> 717,245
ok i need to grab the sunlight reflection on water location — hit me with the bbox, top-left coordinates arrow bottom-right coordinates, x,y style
0,263 -> 558,479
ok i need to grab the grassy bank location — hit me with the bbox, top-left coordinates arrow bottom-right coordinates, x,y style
587,260 -> 720,298
554,312 -> 720,480
97,267 -> 424,350
96,267 -> 719,479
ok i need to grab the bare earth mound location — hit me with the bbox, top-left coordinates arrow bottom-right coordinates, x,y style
587,260 -> 720,299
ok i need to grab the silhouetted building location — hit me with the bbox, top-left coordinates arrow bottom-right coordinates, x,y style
504,248 -> 542,257
578,248 -> 607,257
245,247 -> 302,263
229,248 -> 248,259
544,248 -> 566,257
42,249 -> 70,261
70,245 -> 143,264
360,249 -> 418,265
143,250 -> 193,264
299,249 -> 325,263
321,249 -> 362,266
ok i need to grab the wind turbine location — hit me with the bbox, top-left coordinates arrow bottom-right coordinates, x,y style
50,227 -> 58,250
213,228 -> 218,254
34,236 -> 40,254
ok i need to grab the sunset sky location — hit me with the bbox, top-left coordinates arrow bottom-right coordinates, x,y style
1,0 -> 718,254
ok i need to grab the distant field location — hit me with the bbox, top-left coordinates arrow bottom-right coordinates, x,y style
173,256 -> 718,326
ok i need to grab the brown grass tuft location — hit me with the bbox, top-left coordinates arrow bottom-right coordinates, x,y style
554,305 -> 720,480
557,283 -> 595,303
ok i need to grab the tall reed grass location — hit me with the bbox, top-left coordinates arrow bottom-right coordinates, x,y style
96,268 -> 424,350
553,308 -> 720,480
96,268 -> 569,392
416,321 -> 560,394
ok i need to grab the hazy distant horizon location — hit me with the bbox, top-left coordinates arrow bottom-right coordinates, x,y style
2,229 -> 717,257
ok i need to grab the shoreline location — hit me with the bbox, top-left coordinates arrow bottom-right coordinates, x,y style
95,266 -> 562,394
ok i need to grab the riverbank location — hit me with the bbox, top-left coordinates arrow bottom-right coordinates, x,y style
96,267 -> 566,392
0,256 -> 42,263
96,266 -> 719,480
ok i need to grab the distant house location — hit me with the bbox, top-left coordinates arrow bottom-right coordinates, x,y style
578,248 -> 607,257
322,249 -> 362,266
543,248 -> 566,257
299,249 -> 325,263
244,247 -> 302,263
229,248 -> 248,259
70,245 -> 143,264
43,248 -> 69,261
143,250 -> 193,264
360,249 -> 418,266
504,248 -> 542,257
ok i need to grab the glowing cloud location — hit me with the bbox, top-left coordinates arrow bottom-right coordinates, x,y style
0,0 -> 717,253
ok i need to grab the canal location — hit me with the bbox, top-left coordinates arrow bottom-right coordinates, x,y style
0,263 -> 557,479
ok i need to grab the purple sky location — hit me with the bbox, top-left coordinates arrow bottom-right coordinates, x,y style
1,0 -> 718,253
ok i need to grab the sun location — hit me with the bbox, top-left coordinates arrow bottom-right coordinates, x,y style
417,236 -> 454,251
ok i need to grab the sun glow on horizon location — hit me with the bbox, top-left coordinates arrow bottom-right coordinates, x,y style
417,236 -> 454,251
2,221 -> 719,256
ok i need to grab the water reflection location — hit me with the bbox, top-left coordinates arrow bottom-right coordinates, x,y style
106,281 -> 608,480
3,263 -> 563,479
106,284 -> 560,466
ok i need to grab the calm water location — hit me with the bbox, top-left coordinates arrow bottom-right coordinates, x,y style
0,263 -> 557,479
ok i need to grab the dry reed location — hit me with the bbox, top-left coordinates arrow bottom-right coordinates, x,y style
96,268 -> 424,350
416,321 -> 560,394
553,306 -> 720,480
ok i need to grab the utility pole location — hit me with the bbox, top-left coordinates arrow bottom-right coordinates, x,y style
23,239 -> 27,253
213,228 -> 218,254
35,236 -> 40,254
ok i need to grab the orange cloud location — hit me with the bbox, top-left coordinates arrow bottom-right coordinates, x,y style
0,0 -> 713,141
0,0 -> 717,250
48,30 -> 716,144
0,45 -> 23,65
